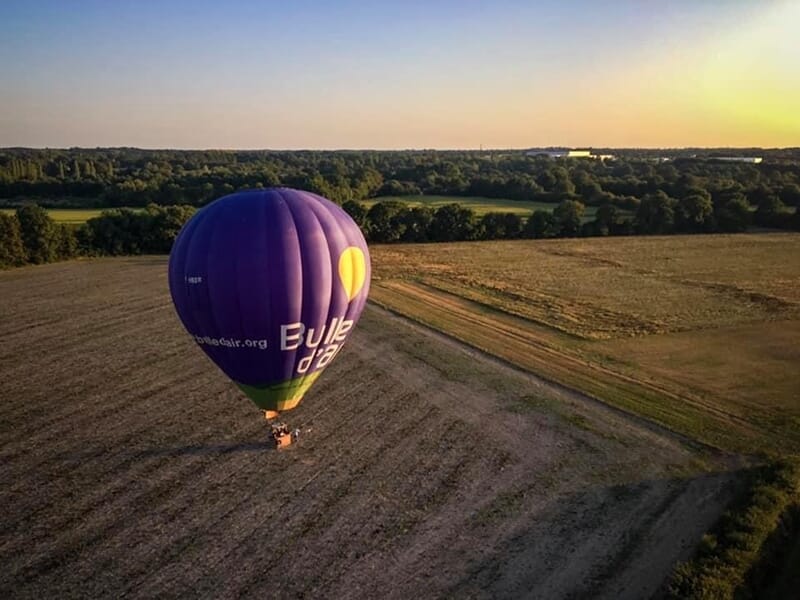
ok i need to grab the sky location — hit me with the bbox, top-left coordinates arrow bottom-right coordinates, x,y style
1,0 -> 798,149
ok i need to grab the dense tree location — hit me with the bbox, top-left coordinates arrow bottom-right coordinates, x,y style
16,205 -> 58,263
55,225 -> 79,259
478,212 -> 523,239
377,179 -> 421,196
342,200 -> 368,229
399,207 -> 435,242
79,205 -> 196,255
144,204 -> 197,252
523,210 -> 557,239
747,185 -> 777,208
754,196 -> 787,228
552,168 -> 576,197
365,201 -> 408,243
675,192 -> 714,233
636,192 -> 676,234
553,200 -> 585,237
428,204 -> 475,242
0,213 -> 26,267
715,196 -> 751,233
80,209 -> 147,255
593,203 -> 620,236
779,183 -> 800,207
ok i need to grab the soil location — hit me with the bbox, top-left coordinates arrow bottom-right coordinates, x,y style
0,257 -> 739,599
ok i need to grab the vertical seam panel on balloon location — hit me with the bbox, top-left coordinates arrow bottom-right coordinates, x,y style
281,189 -> 316,381
304,192 -> 347,342
254,192 -> 272,386
204,201 -> 236,370
176,208 -> 213,345
230,199 -> 248,377
297,190 -> 333,349
276,188 -> 303,383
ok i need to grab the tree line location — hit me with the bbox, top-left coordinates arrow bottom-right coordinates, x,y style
2,148 -> 800,220
3,189 -> 798,270
2,147 -> 799,269
345,190 -> 798,244
0,204 -> 196,268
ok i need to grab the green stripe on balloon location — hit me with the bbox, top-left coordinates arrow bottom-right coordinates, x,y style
236,372 -> 323,411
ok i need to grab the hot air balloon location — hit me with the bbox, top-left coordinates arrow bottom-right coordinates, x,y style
168,188 -> 370,428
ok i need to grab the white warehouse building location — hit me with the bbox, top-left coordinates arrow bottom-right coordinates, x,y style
525,149 -> 613,160
711,156 -> 763,164
525,149 -> 592,158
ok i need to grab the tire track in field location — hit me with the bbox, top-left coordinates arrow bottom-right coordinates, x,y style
372,280 -> 760,450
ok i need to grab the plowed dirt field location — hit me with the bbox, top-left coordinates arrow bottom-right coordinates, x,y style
1,258 -> 735,599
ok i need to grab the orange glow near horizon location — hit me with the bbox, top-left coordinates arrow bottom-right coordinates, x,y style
1,1 -> 797,148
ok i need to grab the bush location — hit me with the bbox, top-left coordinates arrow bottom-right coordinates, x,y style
666,461 -> 800,600
16,204 -> 58,264
0,212 -> 27,268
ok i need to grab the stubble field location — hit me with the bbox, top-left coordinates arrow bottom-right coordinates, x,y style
1,258 -> 734,599
370,233 -> 800,457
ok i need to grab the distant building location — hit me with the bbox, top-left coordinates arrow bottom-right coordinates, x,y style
525,149 -> 592,159
710,156 -> 763,164
525,148 -> 614,160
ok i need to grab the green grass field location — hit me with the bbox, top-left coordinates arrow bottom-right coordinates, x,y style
365,195 -> 605,220
0,208 -> 112,224
3,196 -> 629,224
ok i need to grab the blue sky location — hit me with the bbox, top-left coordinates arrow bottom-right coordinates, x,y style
1,0 -> 797,148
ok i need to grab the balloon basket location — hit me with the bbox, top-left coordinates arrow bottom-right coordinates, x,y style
273,431 -> 293,449
269,421 -> 296,450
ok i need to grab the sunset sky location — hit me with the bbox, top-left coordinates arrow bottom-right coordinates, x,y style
1,0 -> 798,149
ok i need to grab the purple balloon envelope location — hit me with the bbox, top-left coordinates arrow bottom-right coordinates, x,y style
168,188 -> 370,412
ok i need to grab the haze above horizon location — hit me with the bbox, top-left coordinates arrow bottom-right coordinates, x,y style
1,0 -> 798,149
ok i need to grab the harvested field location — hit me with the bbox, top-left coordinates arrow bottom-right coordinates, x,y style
370,234 -> 800,456
372,234 -> 800,339
1,258 -> 734,599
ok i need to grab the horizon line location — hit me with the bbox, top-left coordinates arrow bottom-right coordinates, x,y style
2,145 -> 798,152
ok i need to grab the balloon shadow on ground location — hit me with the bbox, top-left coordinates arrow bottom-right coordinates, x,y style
61,440 -> 277,462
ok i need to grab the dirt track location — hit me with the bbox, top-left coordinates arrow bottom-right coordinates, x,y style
1,258 -> 737,599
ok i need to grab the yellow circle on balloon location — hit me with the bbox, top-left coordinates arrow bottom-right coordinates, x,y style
338,246 -> 366,302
